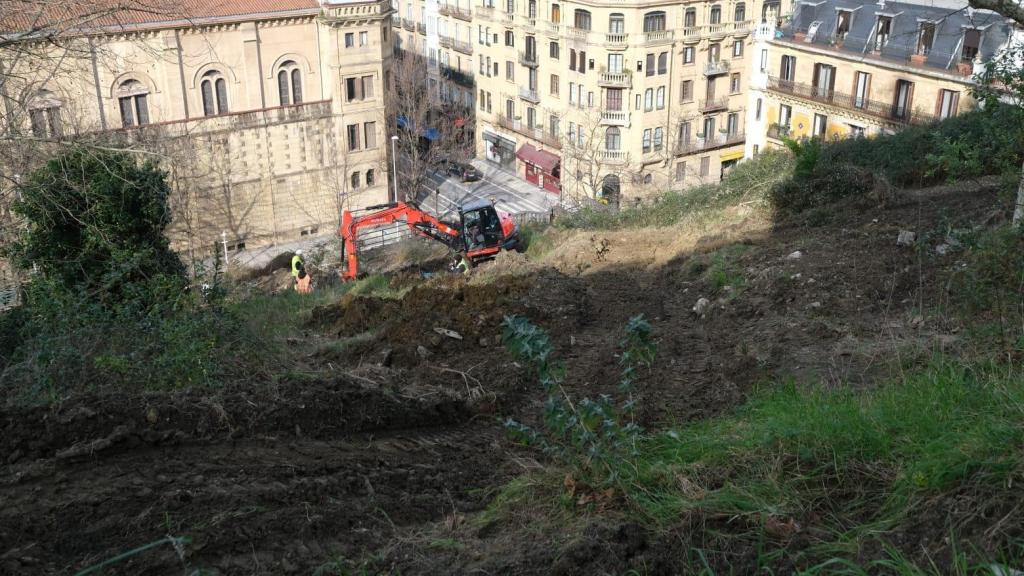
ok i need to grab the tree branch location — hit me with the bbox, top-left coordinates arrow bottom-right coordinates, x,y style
968,0 -> 1024,25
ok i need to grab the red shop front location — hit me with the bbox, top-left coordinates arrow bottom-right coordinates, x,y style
515,143 -> 561,194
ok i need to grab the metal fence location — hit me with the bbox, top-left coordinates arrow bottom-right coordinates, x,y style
355,221 -> 415,252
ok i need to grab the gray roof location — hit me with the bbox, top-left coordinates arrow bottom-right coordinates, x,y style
782,0 -> 1014,72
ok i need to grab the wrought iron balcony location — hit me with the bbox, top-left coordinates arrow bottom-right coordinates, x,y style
675,132 -> 745,155
699,97 -> 729,112
766,76 -> 936,125
704,59 -> 730,76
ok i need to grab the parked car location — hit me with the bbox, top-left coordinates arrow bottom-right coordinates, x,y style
447,161 -> 481,182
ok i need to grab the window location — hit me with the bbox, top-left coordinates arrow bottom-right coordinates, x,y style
479,25 -> 486,44
893,79 -> 913,119
658,52 -> 667,74
917,23 -> 936,55
487,92 -> 492,112
360,31 -> 368,46
549,115 -> 560,138
733,40 -> 743,57
836,10 -> 852,40
569,82 -> 575,104
937,89 -> 959,119
710,5 -> 721,24
684,8 -> 696,27
760,48 -> 767,72
200,70 -> 228,116
780,55 -> 796,82
679,80 -> 693,102
962,29 -> 981,61
506,60 -> 514,81
734,2 -> 745,21
675,161 -> 686,181
550,74 -> 559,95
364,121 -> 377,148
854,71 -> 870,108
551,3 -> 560,23
505,31 -> 514,46
117,79 -> 150,127
574,9 -> 591,30
608,54 -> 623,73
702,117 -> 715,140
646,53 -> 655,77
847,124 -> 865,138
605,126 -> 621,150
525,35 -> 537,60
366,169 -> 375,186
709,43 -> 721,63
345,32 -> 354,47
635,94 -> 641,110
730,73 -> 740,93
653,127 -> 663,150
550,41 -> 560,59
527,107 -> 536,129
28,91 -> 62,138
528,68 -> 538,91
351,171 -> 361,189
655,87 -> 665,109
753,98 -> 761,121
643,173 -> 652,184
579,50 -> 587,74
506,98 -> 514,118
569,121 -> 576,142
643,11 -> 665,32
779,104 -> 792,127
480,57 -> 487,75
873,16 -> 892,51
699,156 -> 710,176
753,144 -> 759,155
277,61 -> 303,105
683,47 -> 694,64
569,49 -> 576,71
587,90 -> 593,107
607,88 -> 623,111
644,88 -> 653,111
609,13 -> 624,33
812,63 -> 835,98
528,0 -> 536,18
347,123 -> 360,150
726,112 -> 738,136
812,113 -> 827,136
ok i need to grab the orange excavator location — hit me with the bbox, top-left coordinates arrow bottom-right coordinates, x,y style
339,199 -> 520,280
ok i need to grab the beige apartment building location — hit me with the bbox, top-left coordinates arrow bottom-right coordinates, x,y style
468,0 -> 792,204
391,0 -> 478,107
745,0 -> 1017,154
1,0 -> 395,257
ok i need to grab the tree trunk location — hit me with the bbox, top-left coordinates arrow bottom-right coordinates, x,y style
1014,156 -> 1024,226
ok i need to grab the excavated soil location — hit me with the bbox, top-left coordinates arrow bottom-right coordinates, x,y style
0,181 -> 1006,574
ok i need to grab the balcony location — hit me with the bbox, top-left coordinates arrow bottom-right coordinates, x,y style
566,26 -> 590,41
502,12 -> 514,26
643,30 -> 673,44
732,20 -> 754,36
402,18 -> 414,31
545,22 -> 561,36
699,97 -> 729,112
680,26 -> 700,43
441,64 -> 474,88
439,35 -> 453,48
497,115 -> 562,149
518,50 -> 539,67
600,110 -> 630,126
523,16 -> 537,31
597,150 -> 628,164
704,59 -> 730,76
438,4 -> 451,16
766,123 -> 790,140
706,22 -> 728,39
453,40 -> 473,55
675,132 -> 745,156
417,22 -> 426,35
766,76 -> 936,126
598,72 -> 631,88
604,33 -> 628,49
475,5 -> 495,19
518,87 -> 540,103
451,6 -> 473,21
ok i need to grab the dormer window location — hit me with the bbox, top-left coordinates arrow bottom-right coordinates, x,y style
873,16 -> 892,51
835,10 -> 851,40
962,28 -> 981,61
917,22 -> 936,55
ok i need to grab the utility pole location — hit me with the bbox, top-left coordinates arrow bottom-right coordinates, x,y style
220,231 -> 229,264
391,135 -> 399,203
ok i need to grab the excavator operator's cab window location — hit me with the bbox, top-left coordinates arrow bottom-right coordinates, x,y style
462,207 -> 502,250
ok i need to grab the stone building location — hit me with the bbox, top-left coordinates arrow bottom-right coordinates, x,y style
390,0 -> 478,107
745,0 -> 1017,154
1,0 -> 395,258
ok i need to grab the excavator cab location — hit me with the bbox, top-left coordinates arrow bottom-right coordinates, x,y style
458,199 -> 519,257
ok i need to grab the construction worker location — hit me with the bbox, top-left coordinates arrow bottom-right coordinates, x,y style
296,269 -> 313,294
454,251 -> 471,274
291,250 -> 304,284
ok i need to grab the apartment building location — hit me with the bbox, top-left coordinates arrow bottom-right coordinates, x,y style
1,0 -> 394,255
469,0 -> 793,203
745,0 -> 1016,154
392,0 -> 478,107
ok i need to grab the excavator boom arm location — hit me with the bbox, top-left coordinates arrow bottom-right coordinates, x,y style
340,202 -> 461,280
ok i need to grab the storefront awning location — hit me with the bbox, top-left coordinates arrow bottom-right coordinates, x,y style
515,144 -> 560,173
719,150 -> 745,162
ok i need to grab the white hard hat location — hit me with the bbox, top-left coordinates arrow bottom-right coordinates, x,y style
295,249 -> 304,255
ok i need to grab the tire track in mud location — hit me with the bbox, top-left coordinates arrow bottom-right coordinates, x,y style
0,423 -> 509,575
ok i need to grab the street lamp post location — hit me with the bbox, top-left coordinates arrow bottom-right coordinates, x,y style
390,135 -> 399,203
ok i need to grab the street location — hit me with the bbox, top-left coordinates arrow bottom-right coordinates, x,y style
412,158 -> 560,219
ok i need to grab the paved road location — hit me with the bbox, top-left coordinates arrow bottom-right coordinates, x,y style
412,159 -> 560,219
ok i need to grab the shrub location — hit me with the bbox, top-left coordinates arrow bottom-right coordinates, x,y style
769,161 -> 875,217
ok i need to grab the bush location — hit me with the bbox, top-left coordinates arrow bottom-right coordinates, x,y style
769,161 -> 875,217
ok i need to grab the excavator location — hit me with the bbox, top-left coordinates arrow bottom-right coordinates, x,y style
339,198 -> 520,281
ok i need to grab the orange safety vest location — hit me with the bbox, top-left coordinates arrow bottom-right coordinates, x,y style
296,274 -> 313,294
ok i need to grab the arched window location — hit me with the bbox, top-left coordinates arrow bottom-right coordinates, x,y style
277,60 -> 303,106
734,2 -> 746,21
28,90 -> 63,138
351,171 -> 361,189
656,86 -> 665,109
366,169 -> 375,186
710,5 -> 722,24
551,3 -> 560,23
608,13 -> 624,34
601,174 -> 620,205
684,8 -> 697,27
605,126 -> 620,150
201,70 -> 228,116
643,11 -> 666,32
117,79 -> 150,127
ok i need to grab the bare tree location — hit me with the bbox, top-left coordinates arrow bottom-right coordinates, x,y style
559,109 -> 638,207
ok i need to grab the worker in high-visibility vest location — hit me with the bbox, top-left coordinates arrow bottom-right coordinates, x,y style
291,250 -> 305,285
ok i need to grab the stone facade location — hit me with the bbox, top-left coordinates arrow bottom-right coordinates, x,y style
1,0 -> 396,256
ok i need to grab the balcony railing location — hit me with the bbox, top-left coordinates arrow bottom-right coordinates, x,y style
501,12 -> 514,25
439,34 -> 453,48
438,4 -> 451,15
523,16 -> 537,30
706,22 -> 728,37
519,87 -> 540,103
699,97 -> 729,112
766,123 -> 790,140
604,33 -> 628,48
417,22 -> 426,35
546,22 -> 561,36
643,30 -> 673,44
518,50 -> 538,67
598,72 -> 631,88
497,114 -> 562,149
566,26 -> 590,41
675,132 -> 745,155
681,26 -> 700,42
598,150 -> 628,163
441,64 -> 475,88
453,40 -> 473,55
402,18 -> 414,30
704,59 -> 730,76
451,6 -> 473,21
767,76 -> 935,125
600,110 -> 630,126
475,5 -> 495,19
